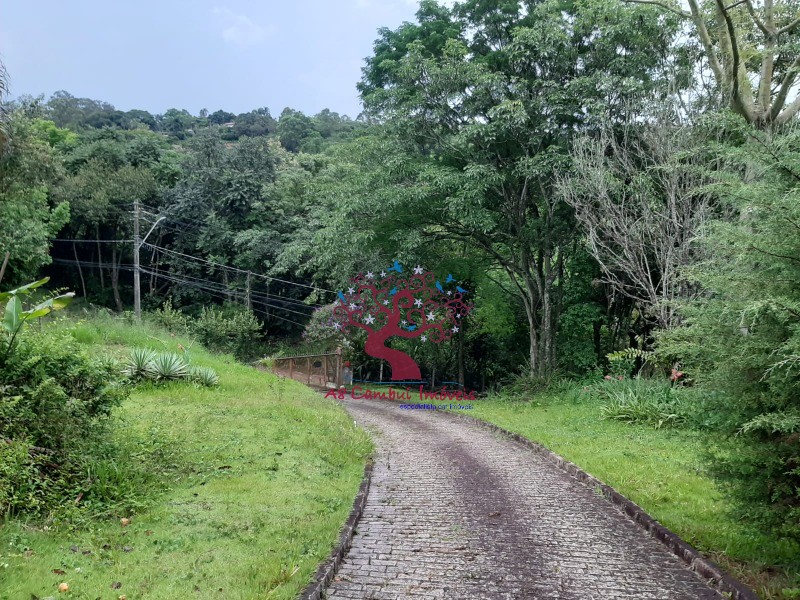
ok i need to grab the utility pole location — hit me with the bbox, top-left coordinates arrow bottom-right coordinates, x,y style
133,200 -> 164,321
246,271 -> 252,311
133,200 -> 141,320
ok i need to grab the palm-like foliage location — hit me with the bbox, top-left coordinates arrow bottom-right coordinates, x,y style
125,348 -> 156,380
146,352 -> 188,381
189,366 -> 220,387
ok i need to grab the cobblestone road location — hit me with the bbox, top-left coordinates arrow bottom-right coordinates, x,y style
324,398 -> 722,600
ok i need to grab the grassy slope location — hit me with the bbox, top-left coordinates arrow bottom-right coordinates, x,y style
468,395 -> 800,599
0,316 -> 372,600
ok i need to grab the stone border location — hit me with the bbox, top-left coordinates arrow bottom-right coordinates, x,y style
449,412 -> 759,600
298,459 -> 374,600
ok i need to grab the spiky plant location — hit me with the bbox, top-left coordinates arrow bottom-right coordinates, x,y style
125,348 -> 156,380
146,352 -> 188,381
188,366 -> 220,387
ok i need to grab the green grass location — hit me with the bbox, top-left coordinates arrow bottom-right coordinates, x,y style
0,314 -> 372,599
468,393 -> 800,600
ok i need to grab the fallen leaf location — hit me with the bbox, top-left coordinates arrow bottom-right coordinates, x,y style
120,518 -> 131,527
111,582 -> 121,590
122,546 -> 133,553
69,546 -> 79,553
52,569 -> 66,575
57,583 -> 69,593
145,530 -> 153,536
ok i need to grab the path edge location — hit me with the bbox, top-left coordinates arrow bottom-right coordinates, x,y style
298,458 -> 374,600
449,411 -> 759,600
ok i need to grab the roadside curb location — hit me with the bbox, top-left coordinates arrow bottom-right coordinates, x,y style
448,411 -> 759,600
298,458 -> 374,600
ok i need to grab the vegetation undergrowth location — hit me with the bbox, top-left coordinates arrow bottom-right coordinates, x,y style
0,312 -> 372,599
468,381 -> 800,600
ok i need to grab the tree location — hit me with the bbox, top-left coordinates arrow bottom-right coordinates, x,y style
208,109 -> 235,125
0,58 -> 9,151
625,0 -> 800,126
159,108 -> 195,139
657,115 -> 800,539
358,0 -> 681,377
277,108 -> 314,152
332,264 -> 473,380
0,113 -> 70,286
45,91 -> 115,129
559,115 -> 715,329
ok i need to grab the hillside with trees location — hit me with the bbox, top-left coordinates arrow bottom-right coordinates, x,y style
1,0 -> 800,596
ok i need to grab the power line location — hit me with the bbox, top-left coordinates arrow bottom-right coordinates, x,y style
139,268 -> 314,318
140,268 -> 305,327
53,238 -> 133,243
52,257 -> 309,326
142,242 -> 334,293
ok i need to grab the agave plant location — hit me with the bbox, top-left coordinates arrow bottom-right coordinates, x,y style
146,352 -> 188,381
125,348 -> 156,380
188,366 -> 220,387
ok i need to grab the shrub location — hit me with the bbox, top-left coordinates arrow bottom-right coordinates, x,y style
125,347 -> 156,380
591,377 -> 690,429
151,298 -> 190,334
146,352 -> 188,381
188,366 -> 220,387
192,304 -> 262,360
0,326 -> 129,517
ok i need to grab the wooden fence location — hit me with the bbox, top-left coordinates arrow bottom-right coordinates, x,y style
272,349 -> 342,389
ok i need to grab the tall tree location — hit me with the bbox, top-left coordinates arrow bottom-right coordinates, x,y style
358,0 -> 681,376
559,116 -> 715,329
626,0 -> 800,126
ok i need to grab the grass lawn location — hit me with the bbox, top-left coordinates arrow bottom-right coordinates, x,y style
0,316 -> 372,600
468,394 -> 800,600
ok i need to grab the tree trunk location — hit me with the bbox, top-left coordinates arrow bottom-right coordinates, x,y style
96,225 -> 105,290
457,324 -> 465,388
111,244 -> 123,312
73,242 -> 87,301
365,332 -> 421,381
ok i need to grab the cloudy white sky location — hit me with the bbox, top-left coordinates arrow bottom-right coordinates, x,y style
0,0 -> 421,118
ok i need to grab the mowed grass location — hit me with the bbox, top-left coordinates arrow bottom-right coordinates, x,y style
468,394 -> 800,599
0,315 -> 372,600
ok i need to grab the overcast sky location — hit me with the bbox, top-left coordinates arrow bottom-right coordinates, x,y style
0,0 -> 421,119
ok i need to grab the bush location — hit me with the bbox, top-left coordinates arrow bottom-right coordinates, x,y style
188,366 -> 220,387
151,298 -> 191,334
0,326 -> 129,517
589,377 -> 690,429
192,304 -> 262,360
146,352 -> 188,381
125,347 -> 157,380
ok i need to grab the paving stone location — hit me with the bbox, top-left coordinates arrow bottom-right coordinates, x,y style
324,398 -> 723,600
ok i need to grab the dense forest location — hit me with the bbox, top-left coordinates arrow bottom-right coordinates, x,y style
2,0 -> 800,588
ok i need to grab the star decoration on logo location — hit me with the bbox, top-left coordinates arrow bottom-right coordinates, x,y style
414,298 -> 423,307
333,322 -> 341,330
380,271 -> 387,277
366,272 -> 374,279
447,290 -> 452,296
382,299 -> 390,305
421,335 -> 427,342
401,320 -> 407,326
452,326 -> 459,333
427,312 -> 435,321
347,287 -> 355,295
456,313 -> 462,318
413,265 -> 424,275
364,314 -> 375,325
349,303 -> 357,310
